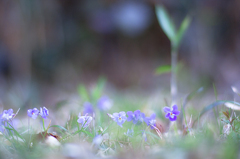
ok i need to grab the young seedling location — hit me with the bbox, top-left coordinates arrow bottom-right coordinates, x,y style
155,5 -> 191,106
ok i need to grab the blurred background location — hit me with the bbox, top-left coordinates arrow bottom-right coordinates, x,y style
0,0 -> 239,109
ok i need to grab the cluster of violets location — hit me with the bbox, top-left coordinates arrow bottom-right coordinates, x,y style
0,103 -> 180,137
105,105 -> 180,128
78,105 -> 180,129
0,109 -> 16,132
27,107 -> 49,119
107,110 -> 157,129
0,109 -> 15,122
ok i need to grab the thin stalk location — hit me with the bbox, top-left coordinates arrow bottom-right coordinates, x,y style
171,45 -> 178,106
42,118 -> 46,131
28,118 -> 33,149
77,116 -> 80,140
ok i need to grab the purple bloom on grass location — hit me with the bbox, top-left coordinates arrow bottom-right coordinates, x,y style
93,135 -> 103,146
77,113 -> 93,128
40,107 -> 49,119
127,110 -> 145,124
1,109 -> 15,121
138,112 -> 145,123
163,105 -> 180,121
27,108 -> 39,119
111,111 -> 127,127
144,113 -> 156,129
97,96 -> 113,111
83,102 -> 94,115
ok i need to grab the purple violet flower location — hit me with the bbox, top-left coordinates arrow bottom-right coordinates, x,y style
127,110 -> 145,124
144,113 -> 156,129
83,102 -> 94,115
163,105 -> 180,121
77,113 -> 93,128
27,108 -> 39,119
111,111 -> 127,127
1,109 -> 15,121
97,96 -> 113,111
39,107 -> 49,119
92,134 -> 103,146
139,112 -> 145,123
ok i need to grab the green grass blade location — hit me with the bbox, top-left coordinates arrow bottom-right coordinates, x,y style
92,77 -> 106,101
155,5 -> 176,42
175,16 -> 191,48
5,124 -> 25,141
81,130 -> 94,138
77,85 -> 89,101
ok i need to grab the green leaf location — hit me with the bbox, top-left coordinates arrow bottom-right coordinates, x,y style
155,65 -> 171,75
77,85 -> 89,101
92,77 -> 106,101
5,124 -> 25,141
155,5 -> 176,42
155,62 -> 184,75
175,16 -> 191,48
81,130 -> 94,138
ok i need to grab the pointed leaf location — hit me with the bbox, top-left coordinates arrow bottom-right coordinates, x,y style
175,16 -> 191,48
155,5 -> 176,42
155,65 -> 171,75
5,124 -> 25,141
81,130 -> 94,138
222,111 -> 230,119
92,77 -> 106,100
78,85 -> 89,101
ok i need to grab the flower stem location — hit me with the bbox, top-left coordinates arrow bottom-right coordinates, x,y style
42,118 -> 46,131
171,44 -> 178,106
